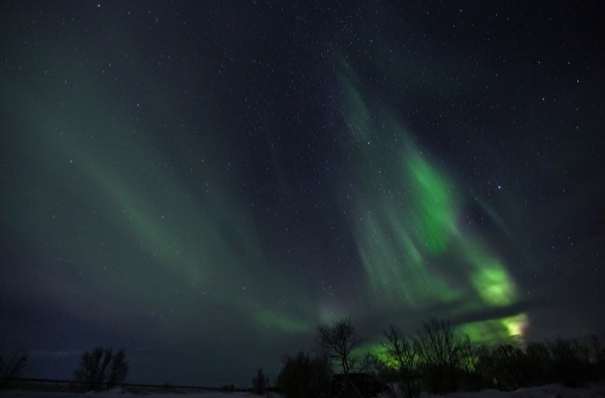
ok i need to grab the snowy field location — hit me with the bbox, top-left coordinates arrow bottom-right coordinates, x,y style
0,392 -> 273,398
445,384 -> 605,398
1,390 -> 269,398
1,383 -> 605,398
0,389 -> 283,398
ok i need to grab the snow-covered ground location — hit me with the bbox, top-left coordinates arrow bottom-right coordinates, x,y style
2,390 -> 272,398
1,384 -> 604,398
444,384 -> 605,398
1,389 -> 280,398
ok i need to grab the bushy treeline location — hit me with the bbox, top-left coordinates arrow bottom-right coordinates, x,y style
276,352 -> 332,397
269,317 -> 605,398
470,337 -> 604,391
382,319 -> 604,396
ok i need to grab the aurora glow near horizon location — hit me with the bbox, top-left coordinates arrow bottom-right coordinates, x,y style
1,0 -> 604,388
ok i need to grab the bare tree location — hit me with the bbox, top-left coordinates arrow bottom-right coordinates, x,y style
0,352 -> 27,390
458,335 -> 484,390
317,317 -> 362,376
107,349 -> 128,388
414,318 -> 465,393
590,335 -> 604,364
74,347 -> 128,391
252,367 -> 269,395
383,325 -> 420,398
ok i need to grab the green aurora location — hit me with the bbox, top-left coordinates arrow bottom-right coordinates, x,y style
5,2 -> 602,386
336,60 -> 527,346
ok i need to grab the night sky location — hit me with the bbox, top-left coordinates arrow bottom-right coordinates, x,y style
1,0 -> 604,388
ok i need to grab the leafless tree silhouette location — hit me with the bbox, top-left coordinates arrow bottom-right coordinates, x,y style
0,352 -> 27,389
74,347 -> 128,391
317,317 -> 362,375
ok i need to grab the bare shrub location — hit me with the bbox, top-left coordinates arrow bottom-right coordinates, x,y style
252,367 -> 269,395
548,338 -> 592,387
277,351 -> 332,398
0,352 -> 27,389
74,347 -> 128,391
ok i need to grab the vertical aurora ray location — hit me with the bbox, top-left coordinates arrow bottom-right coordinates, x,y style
404,151 -> 459,255
335,59 -> 527,343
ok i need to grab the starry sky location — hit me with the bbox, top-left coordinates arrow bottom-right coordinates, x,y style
1,0 -> 604,388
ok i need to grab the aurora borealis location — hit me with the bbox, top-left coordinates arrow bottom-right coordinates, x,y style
1,0 -> 604,388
